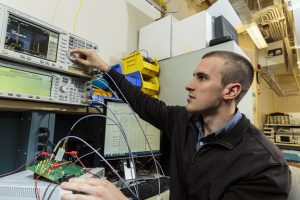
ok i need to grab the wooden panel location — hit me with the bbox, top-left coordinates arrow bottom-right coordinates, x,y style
0,98 -> 100,113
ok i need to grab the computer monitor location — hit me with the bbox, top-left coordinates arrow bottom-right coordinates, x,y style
102,100 -> 160,158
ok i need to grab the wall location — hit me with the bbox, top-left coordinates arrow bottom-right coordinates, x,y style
238,33 -> 276,129
257,78 -> 276,127
238,34 -> 257,125
274,95 -> 300,112
0,0 -> 154,64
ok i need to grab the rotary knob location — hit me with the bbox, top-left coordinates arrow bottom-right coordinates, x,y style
60,85 -> 68,92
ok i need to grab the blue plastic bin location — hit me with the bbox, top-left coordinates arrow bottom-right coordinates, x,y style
125,71 -> 142,87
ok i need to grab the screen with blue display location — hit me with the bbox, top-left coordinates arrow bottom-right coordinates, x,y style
5,14 -> 59,62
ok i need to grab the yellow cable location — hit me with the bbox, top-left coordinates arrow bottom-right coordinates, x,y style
155,0 -> 167,12
73,0 -> 84,33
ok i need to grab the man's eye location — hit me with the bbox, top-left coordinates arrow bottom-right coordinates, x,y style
198,75 -> 206,80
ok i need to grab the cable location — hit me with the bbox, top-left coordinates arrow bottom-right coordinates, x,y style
51,0 -> 62,23
50,112 -> 138,196
139,49 -> 149,58
0,153 -> 42,177
60,114 -> 139,197
104,71 -> 162,196
35,175 -> 42,200
88,105 -> 103,114
41,182 -> 53,200
95,101 -> 139,194
76,147 -> 101,161
74,155 -> 100,178
54,135 -> 139,199
43,149 -> 99,200
85,106 -> 100,140
46,184 -> 59,200
73,0 -> 84,33
94,77 -> 119,98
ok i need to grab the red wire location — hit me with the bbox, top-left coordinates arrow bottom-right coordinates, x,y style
74,155 -> 100,178
49,160 -> 72,170
35,175 -> 42,200
0,154 -> 42,177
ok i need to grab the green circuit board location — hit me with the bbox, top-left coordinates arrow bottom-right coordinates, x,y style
27,159 -> 86,183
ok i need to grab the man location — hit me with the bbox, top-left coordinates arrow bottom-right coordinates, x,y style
61,49 -> 291,200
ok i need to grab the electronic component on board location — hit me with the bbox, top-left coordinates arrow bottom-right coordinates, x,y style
27,159 -> 86,183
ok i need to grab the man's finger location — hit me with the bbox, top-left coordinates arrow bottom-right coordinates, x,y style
68,177 -> 107,186
61,192 -> 98,200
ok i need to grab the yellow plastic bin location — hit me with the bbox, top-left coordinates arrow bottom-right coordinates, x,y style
141,76 -> 160,96
122,52 -> 159,77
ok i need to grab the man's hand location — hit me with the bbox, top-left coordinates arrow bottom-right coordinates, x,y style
69,48 -> 109,72
60,177 -> 129,200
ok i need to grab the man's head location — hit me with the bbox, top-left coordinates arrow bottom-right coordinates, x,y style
185,51 -> 254,114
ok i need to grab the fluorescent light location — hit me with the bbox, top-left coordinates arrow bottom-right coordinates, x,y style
245,23 -> 268,49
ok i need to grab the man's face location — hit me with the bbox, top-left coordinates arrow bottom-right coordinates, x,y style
185,56 -> 227,113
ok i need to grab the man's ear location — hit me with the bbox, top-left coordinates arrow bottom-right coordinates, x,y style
223,83 -> 242,100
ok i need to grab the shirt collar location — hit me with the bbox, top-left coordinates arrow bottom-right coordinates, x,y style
195,109 -> 242,138
215,109 -> 242,135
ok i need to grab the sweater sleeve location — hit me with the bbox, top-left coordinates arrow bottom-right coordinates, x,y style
103,69 -> 182,138
222,164 -> 291,200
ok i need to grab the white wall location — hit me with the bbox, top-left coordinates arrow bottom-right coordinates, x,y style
0,0 -> 153,64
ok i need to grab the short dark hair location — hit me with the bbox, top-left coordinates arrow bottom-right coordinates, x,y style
202,51 -> 254,104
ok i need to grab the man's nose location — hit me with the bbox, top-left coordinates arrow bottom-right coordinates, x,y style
185,80 -> 194,91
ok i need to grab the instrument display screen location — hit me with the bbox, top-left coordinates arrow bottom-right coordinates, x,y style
0,65 -> 53,97
4,14 -> 59,62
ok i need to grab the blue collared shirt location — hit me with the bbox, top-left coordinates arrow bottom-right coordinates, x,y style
195,110 -> 242,151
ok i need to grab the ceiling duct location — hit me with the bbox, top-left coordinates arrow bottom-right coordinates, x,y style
191,0 -> 206,6
228,0 -> 253,24
259,67 -> 285,96
229,0 -> 300,96
252,5 -> 287,43
258,38 -> 300,95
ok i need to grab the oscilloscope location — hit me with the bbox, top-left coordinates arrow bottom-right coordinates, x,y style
0,3 -> 98,77
0,59 -> 91,105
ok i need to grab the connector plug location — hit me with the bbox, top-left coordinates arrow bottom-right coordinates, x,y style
55,147 -> 65,161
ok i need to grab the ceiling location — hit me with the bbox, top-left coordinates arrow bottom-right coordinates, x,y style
228,0 -> 300,96
188,0 -> 300,96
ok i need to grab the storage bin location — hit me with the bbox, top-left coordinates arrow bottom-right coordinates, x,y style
125,71 -> 142,87
122,52 -> 159,77
142,76 -> 160,96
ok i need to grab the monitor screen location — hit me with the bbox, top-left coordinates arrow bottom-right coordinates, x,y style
5,14 -> 59,62
0,66 -> 53,97
103,100 -> 160,158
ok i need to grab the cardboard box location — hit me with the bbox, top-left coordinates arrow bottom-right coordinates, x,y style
138,15 -> 178,60
172,11 -> 213,57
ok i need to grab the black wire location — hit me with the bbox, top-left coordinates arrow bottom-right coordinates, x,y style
42,182 -> 53,200
35,177 -> 38,200
65,105 -> 102,138
46,183 -> 59,200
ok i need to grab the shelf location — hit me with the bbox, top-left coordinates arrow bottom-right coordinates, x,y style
275,143 -> 300,147
0,98 -> 101,114
265,124 -> 300,127
275,143 -> 300,151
